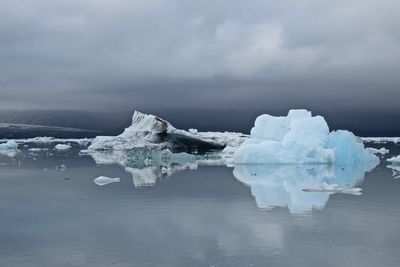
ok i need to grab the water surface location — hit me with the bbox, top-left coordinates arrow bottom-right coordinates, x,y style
0,143 -> 400,267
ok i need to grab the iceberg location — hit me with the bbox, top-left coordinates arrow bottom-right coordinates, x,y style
0,140 -> 19,157
88,111 -> 247,152
0,140 -> 18,150
233,109 -> 379,165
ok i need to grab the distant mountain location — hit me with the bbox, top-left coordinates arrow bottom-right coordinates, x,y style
0,110 -> 132,138
0,123 -> 101,139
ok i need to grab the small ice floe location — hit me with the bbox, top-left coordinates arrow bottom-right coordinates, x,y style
303,183 -> 362,195
387,165 -> 400,179
55,164 -> 67,171
189,128 -> 198,134
0,140 -> 19,157
387,155 -> 400,164
361,137 -> 400,144
28,148 -> 49,152
55,144 -> 71,150
93,176 -> 121,186
366,147 -> 389,156
0,140 -> 18,150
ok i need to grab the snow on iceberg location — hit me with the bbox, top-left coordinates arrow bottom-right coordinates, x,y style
88,111 -> 247,152
233,109 -> 379,166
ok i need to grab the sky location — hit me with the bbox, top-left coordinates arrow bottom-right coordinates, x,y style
0,0 -> 399,114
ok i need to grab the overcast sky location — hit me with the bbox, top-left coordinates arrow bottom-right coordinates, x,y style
0,0 -> 399,113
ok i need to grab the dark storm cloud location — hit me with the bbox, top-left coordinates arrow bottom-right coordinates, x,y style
0,0 -> 399,111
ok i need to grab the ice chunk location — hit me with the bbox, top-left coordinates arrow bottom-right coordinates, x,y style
189,128 -> 198,134
387,155 -> 400,163
361,137 -> 400,144
55,144 -> 71,150
0,140 -> 18,150
366,147 -> 389,155
233,109 -> 379,166
0,140 -> 19,157
303,183 -> 362,195
93,176 -> 121,186
387,165 -> 400,179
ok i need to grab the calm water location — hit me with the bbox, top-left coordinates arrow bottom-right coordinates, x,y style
0,143 -> 400,267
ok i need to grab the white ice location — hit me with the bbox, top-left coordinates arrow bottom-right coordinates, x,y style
366,147 -> 389,155
0,140 -> 18,150
0,140 -> 19,157
387,155 -> 400,164
303,183 -> 362,195
88,111 -> 247,151
93,176 -> 121,186
55,144 -> 72,150
233,109 -> 379,165
387,165 -> 400,179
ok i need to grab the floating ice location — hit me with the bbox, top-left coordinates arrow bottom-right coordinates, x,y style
93,176 -> 121,186
366,147 -> 389,155
88,111 -> 247,152
387,155 -> 400,164
28,148 -> 49,152
55,144 -> 72,150
387,165 -> 400,179
303,183 -> 362,195
233,109 -> 379,165
0,140 -> 18,150
361,137 -> 400,144
0,140 -> 19,157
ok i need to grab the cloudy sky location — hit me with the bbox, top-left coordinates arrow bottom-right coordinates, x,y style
0,0 -> 399,113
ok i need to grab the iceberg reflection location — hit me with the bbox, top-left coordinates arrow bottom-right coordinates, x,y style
232,162 -> 376,214
87,148 -> 223,187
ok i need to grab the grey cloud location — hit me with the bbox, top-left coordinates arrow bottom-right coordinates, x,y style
0,0 -> 399,112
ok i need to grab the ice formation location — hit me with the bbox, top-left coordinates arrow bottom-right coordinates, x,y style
362,137 -> 400,144
303,183 -> 362,195
387,165 -> 400,179
0,140 -> 18,150
233,163 -> 373,213
88,111 -> 247,152
93,176 -> 121,186
387,155 -> 400,164
0,140 -> 19,157
55,144 -> 71,150
366,147 -> 389,155
233,109 -> 379,165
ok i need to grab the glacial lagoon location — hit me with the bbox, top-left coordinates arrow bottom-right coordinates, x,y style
0,142 -> 400,267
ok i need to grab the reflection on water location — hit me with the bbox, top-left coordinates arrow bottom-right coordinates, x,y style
88,148 -> 224,187
233,164 -> 374,213
0,143 -> 400,267
88,148 -> 378,214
